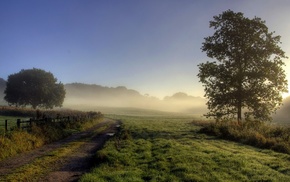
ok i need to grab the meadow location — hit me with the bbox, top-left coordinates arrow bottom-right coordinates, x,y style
0,116 -> 30,133
80,114 -> 290,182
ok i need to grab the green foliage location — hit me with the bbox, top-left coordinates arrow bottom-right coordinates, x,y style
80,115 -> 290,181
4,68 -> 66,109
200,120 -> 290,154
198,10 -> 288,121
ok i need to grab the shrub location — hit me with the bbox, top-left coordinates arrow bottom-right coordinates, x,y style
199,120 -> 290,154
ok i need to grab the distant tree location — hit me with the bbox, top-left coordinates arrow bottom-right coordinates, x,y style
4,68 -> 66,109
198,10 -> 288,122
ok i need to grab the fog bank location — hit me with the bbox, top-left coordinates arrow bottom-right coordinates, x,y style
63,83 -> 208,115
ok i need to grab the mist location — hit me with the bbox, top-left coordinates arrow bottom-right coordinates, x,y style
272,96 -> 290,124
1,80 -> 288,123
63,83 -> 208,115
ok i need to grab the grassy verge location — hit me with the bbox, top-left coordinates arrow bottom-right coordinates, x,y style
80,115 -> 290,181
3,141 -> 84,182
2,118 -> 113,182
199,120 -> 290,154
0,111 -> 103,161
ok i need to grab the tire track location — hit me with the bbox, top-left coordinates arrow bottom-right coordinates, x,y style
0,119 -> 121,181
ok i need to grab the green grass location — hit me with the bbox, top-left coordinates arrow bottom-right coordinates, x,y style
0,114 -> 103,161
200,120 -> 290,154
0,115 -> 30,133
1,118 -> 112,182
3,141 -> 84,182
80,115 -> 290,182
96,106 -> 201,118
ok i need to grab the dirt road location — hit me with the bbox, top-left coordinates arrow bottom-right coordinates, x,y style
0,118 -> 121,182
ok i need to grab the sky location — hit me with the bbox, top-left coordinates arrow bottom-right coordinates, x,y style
1,0 -> 290,99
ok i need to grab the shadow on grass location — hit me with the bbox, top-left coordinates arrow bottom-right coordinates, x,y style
129,127 -> 214,141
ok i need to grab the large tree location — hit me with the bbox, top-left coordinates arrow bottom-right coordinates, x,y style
4,68 -> 66,109
198,10 -> 288,122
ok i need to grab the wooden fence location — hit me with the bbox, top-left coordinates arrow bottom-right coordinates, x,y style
16,116 -> 72,131
0,120 -> 9,132
0,113 -> 100,133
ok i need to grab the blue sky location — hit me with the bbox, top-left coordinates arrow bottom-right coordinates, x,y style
1,0 -> 290,98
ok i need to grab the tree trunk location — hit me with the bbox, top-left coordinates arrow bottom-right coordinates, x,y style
237,79 -> 243,122
237,58 -> 243,123
237,102 -> 242,123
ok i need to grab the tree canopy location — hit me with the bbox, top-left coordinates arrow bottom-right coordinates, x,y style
198,10 -> 288,122
4,68 -> 66,109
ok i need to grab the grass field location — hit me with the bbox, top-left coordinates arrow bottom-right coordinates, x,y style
0,115 -> 30,133
80,114 -> 290,182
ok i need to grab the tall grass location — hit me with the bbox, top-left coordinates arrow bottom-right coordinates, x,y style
0,130 -> 44,160
199,120 -> 290,154
79,115 -> 290,181
0,108 -> 103,161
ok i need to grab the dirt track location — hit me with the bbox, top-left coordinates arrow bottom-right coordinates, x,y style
0,119 -> 121,182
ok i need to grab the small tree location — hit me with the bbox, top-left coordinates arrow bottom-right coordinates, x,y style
4,68 -> 66,109
198,10 -> 288,122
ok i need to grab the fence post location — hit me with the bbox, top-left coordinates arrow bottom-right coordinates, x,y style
29,118 -> 32,130
17,119 -> 21,129
5,120 -> 8,132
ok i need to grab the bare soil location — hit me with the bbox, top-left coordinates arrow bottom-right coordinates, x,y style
0,118 -> 121,182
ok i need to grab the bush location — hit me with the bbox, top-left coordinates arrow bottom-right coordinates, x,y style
31,123 -> 72,144
199,120 -> 290,154
271,142 -> 290,154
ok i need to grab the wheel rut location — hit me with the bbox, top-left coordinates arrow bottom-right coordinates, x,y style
0,118 -> 121,182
